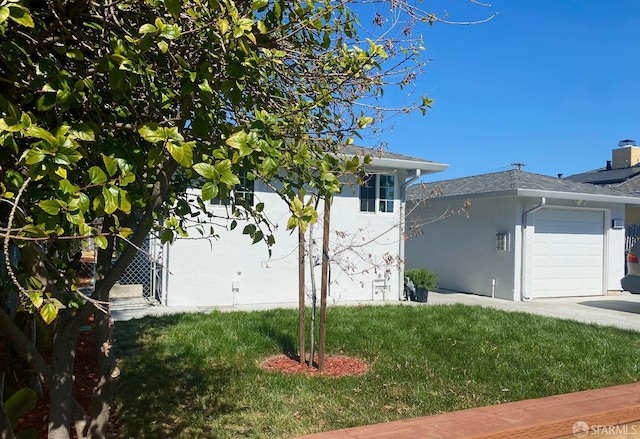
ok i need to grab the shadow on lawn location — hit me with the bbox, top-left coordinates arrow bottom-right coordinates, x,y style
111,315 -> 240,438
256,314 -> 296,355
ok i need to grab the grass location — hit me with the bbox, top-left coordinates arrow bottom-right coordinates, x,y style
111,304 -> 640,438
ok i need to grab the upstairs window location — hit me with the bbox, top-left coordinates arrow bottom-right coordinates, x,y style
210,174 -> 255,206
359,174 -> 395,213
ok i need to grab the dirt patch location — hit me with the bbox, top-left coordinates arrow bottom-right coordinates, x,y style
259,354 -> 369,377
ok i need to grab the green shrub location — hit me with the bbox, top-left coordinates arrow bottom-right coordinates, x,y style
405,268 -> 438,290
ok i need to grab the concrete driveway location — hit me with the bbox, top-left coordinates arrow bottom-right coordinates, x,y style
427,290 -> 640,332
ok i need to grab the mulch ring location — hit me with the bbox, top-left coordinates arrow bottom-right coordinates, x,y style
259,354 -> 369,377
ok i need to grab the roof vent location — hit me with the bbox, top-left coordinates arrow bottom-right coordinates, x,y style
618,139 -> 636,147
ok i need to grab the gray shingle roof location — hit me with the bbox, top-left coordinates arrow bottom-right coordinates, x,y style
408,169 -> 636,200
340,145 -> 438,164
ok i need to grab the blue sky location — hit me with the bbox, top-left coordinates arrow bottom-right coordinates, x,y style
357,1 -> 640,182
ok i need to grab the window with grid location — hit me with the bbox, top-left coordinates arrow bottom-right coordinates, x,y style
378,174 -> 395,213
359,174 -> 395,213
210,174 -> 254,206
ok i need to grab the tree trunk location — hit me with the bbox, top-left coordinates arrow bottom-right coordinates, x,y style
307,223 -> 317,368
48,314 -> 80,439
82,230 -> 118,439
318,197 -> 330,371
298,192 -> 306,364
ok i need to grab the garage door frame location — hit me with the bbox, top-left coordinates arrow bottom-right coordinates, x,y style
521,206 -> 609,300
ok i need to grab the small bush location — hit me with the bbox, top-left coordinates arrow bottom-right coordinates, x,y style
405,268 -> 438,290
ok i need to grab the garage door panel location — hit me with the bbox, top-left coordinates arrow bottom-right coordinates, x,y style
532,209 -> 604,298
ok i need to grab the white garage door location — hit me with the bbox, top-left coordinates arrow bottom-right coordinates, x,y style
532,209 -> 604,298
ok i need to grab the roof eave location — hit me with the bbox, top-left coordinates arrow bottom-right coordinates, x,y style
368,156 -> 449,174
517,189 -> 640,205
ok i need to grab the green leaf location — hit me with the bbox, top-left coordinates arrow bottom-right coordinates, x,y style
38,200 -> 61,215
166,141 -> 193,167
8,5 -> 34,28
139,23 -> 157,34
159,23 -> 181,40
102,155 -> 118,177
165,0 -> 181,18
94,235 -> 108,249
70,123 -> 95,141
58,179 -> 78,194
138,124 -> 165,143
25,126 -> 55,144
193,163 -> 217,179
252,230 -> 264,244
36,94 -> 57,112
119,188 -> 132,213
242,224 -> 256,236
102,185 -> 120,214
78,192 -> 90,213
5,387 -> 37,426
40,303 -> 58,325
23,149 -> 45,165
0,117 -> 22,132
226,130 -> 248,150
20,225 -> 47,238
218,18 -> 229,34
65,211 -> 84,225
66,49 -> 84,60
158,40 -> 169,53
201,182 -> 218,200
118,227 -> 133,238
0,7 -> 10,25
89,166 -> 108,185
253,0 -> 269,11
29,292 -> 43,309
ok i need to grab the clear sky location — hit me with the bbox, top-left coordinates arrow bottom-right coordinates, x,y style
357,0 -> 640,182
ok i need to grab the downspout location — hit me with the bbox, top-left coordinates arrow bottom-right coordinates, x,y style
398,169 -> 422,300
520,197 -> 546,301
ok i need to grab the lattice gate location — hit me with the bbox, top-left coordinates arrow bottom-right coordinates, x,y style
117,236 -> 168,304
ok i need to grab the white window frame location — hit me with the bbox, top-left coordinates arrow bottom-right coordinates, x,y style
359,173 -> 395,214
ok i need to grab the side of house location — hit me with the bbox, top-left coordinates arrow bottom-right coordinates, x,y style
165,149 -> 447,307
406,170 -> 640,301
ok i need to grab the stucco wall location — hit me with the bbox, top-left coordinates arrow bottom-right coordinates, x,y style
405,196 -> 518,300
166,173 -> 407,306
406,194 -> 627,301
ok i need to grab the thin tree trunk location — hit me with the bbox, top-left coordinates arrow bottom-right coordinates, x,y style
48,314 -> 80,439
298,192 -> 306,364
307,222 -> 317,368
318,197 -> 330,371
85,230 -> 119,439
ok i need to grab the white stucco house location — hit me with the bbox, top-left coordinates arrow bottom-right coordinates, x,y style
405,170 -> 640,301
163,148 -> 448,307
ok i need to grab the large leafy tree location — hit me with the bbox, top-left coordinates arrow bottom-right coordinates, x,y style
0,0 -> 490,437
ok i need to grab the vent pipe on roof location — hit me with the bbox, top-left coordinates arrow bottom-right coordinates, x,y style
606,160 -> 612,170
619,139 -> 637,147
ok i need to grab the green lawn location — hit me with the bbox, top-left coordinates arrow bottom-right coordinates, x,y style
111,304 -> 640,438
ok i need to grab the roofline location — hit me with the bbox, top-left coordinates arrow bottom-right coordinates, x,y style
516,189 -> 640,205
368,156 -> 449,174
410,188 -> 640,205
